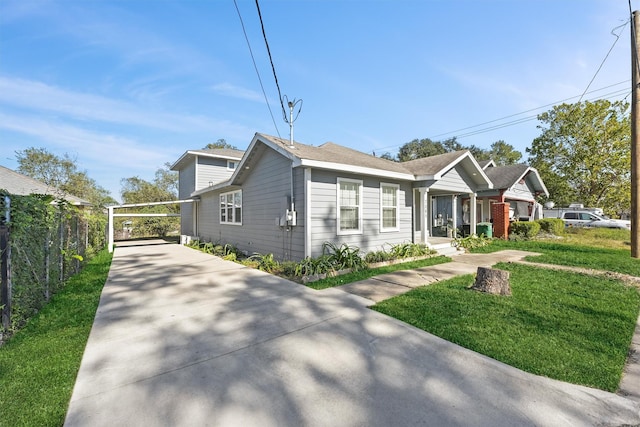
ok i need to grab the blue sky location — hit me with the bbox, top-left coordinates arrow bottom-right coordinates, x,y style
0,0 -> 635,202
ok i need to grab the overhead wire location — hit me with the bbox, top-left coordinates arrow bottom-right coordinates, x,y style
373,82 -> 631,154
427,81 -> 629,141
254,0 -> 288,122
232,0 -> 281,138
578,19 -> 629,102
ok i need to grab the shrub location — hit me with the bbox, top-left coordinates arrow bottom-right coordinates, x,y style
279,261 -> 298,277
365,250 -> 394,263
222,252 -> 237,262
389,242 -> 434,258
510,221 -> 541,239
249,253 -> 279,273
294,255 -> 334,276
322,242 -> 367,272
537,218 -> 565,235
452,234 -> 492,250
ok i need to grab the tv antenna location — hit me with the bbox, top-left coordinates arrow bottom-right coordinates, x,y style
283,95 -> 302,148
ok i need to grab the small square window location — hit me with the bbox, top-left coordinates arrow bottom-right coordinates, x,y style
227,160 -> 237,171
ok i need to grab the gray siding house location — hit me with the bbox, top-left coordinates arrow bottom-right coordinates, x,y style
171,148 -> 244,236
172,133 -> 493,261
476,160 -> 549,222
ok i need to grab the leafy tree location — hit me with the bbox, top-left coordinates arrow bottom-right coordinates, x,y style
396,137 -> 522,166
203,138 -> 237,150
379,152 -> 397,161
527,100 -> 630,216
120,164 -> 179,237
15,147 -> 113,252
15,147 -> 114,207
488,140 -> 522,166
397,138 -> 448,161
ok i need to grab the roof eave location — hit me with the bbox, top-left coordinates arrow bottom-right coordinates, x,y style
298,159 -> 415,181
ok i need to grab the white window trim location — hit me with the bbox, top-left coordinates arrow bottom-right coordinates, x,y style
227,160 -> 238,171
380,182 -> 400,232
337,178 -> 363,235
219,189 -> 242,225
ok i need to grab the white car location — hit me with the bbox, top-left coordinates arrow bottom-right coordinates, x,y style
559,211 -> 630,229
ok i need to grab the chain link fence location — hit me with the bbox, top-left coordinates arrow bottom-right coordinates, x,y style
0,193 -> 104,339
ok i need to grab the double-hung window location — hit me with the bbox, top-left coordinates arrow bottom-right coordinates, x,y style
380,183 -> 399,232
220,190 -> 242,224
337,178 -> 362,235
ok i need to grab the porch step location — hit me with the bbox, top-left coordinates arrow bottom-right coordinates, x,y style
429,242 -> 461,257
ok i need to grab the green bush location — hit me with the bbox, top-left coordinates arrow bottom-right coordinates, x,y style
452,234 -> 492,250
322,242 -> 367,272
294,255 -> 334,276
389,242 -> 434,258
249,253 -> 279,273
537,218 -> 565,235
509,221 -> 541,239
364,250 -> 394,263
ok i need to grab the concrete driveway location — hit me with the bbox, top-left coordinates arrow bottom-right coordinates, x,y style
65,240 -> 640,426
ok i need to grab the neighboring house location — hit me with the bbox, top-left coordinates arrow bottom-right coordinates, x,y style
475,160 -> 548,222
0,165 -> 91,207
171,133 -> 493,261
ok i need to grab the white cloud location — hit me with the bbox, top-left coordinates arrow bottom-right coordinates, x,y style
211,82 -> 265,103
0,76 -> 254,139
0,112 -> 169,171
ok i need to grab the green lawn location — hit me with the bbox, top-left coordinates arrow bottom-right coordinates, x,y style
373,262 -> 640,392
305,255 -> 451,290
472,239 -> 640,276
0,250 -> 112,427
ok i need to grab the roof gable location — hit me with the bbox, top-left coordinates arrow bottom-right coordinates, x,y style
171,148 -> 245,171
483,164 -> 549,196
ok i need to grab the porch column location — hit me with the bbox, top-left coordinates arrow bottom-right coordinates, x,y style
419,188 -> 427,244
470,193 -> 477,235
452,195 -> 458,235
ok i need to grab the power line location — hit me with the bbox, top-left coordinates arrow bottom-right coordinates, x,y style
232,0 -> 281,138
376,80 -> 629,155
254,0 -> 288,122
428,81 -> 629,140
578,20 -> 629,102
374,83 -> 630,154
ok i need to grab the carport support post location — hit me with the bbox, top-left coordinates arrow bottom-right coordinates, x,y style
108,206 -> 114,253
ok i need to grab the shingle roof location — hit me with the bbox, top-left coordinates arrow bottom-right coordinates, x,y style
0,165 -> 91,205
190,148 -> 246,158
257,133 -> 412,175
483,164 -> 531,189
401,150 -> 471,176
171,148 -> 245,171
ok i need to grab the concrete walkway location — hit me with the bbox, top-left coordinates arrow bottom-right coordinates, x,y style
65,241 -> 640,426
336,250 -> 537,303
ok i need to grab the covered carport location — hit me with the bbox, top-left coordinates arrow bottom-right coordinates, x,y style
107,199 -> 198,252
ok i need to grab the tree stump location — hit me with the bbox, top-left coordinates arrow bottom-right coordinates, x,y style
472,267 -> 511,296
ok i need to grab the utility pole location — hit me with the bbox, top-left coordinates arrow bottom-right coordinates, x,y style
632,11 -> 640,258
